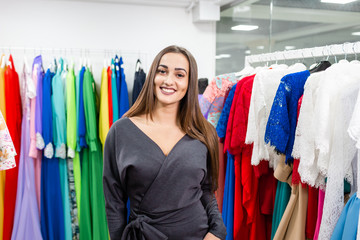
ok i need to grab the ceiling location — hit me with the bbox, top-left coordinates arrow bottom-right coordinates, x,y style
51,0 -> 235,8
216,0 -> 360,74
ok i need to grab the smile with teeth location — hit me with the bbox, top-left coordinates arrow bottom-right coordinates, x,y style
160,87 -> 176,94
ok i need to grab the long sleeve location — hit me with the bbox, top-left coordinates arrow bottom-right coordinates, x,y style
264,79 -> 291,154
83,70 -> 98,151
119,57 -> 129,118
201,173 -> 227,240
103,125 -> 128,239
66,68 -> 77,158
99,67 -> 110,147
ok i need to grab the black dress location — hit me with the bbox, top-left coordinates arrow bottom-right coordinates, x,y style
103,118 -> 226,240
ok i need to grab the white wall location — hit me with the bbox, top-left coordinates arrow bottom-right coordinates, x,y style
0,0 -> 216,101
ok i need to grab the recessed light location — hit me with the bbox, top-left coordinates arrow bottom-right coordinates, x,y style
215,54 -> 231,60
321,0 -> 357,4
220,54 -> 231,58
231,25 -> 259,31
245,50 -> 251,54
285,46 -> 296,50
256,46 -> 265,50
352,32 -> 360,36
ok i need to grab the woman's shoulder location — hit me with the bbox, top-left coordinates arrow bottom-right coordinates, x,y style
108,117 -> 132,136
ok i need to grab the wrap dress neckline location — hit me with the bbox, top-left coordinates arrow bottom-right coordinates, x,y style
126,117 -> 187,157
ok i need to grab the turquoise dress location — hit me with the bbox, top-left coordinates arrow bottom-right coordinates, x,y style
111,59 -> 119,122
52,59 -> 72,240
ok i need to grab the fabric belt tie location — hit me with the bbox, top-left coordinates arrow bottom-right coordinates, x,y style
121,211 -> 168,240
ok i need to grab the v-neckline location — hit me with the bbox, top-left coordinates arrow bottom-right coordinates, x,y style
126,117 -> 187,157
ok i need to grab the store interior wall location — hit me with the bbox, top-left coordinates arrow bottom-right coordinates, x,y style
0,0 -> 216,100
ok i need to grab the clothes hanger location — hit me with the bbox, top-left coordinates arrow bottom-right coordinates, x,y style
338,43 -> 349,64
351,42 -> 360,64
135,59 -> 142,72
309,45 -> 331,73
0,53 -> 6,69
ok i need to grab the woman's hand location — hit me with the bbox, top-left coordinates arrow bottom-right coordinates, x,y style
203,232 -> 221,240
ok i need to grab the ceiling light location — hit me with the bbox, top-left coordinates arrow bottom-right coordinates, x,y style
285,46 -> 296,50
256,46 -> 265,50
220,54 -> 231,58
352,32 -> 360,36
245,50 -> 251,54
215,54 -> 231,60
321,0 -> 357,4
231,25 -> 259,31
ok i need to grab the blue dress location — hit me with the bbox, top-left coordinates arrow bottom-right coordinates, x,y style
78,66 -> 87,148
216,83 -> 237,139
264,70 -> 310,164
119,57 -> 129,118
331,193 -> 360,240
40,69 -> 65,240
222,153 -> 235,240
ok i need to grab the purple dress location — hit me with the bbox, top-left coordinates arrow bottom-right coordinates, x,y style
11,61 -> 42,240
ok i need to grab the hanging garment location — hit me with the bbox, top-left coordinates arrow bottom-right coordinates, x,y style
115,55 -> 121,110
78,66 -> 87,149
3,55 -> 22,240
111,59 -> 119,122
0,110 -> 16,170
264,70 -> 310,164
52,59 -> 72,240
66,66 -> 80,239
313,189 -> 325,240
0,54 -> 6,119
222,153 -> 235,240
11,60 -> 42,240
132,59 -> 146,104
74,67 -> 82,220
103,117 -> 226,239
231,75 -> 269,240
40,69 -> 65,240
216,83 -> 238,211
0,56 -> 6,240
246,64 -> 306,168
293,72 -> 326,188
118,57 -> 129,118
33,55 -> 44,212
81,69 -> 108,239
107,66 -> 113,127
200,73 -> 237,127
99,67 -> 110,148
318,62 -> 360,240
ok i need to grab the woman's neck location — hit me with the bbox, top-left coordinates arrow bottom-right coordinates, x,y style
150,103 -> 179,127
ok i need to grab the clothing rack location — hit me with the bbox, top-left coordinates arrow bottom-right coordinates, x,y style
0,46 -> 149,58
245,41 -> 360,66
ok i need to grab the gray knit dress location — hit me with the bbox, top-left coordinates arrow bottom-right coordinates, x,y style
103,118 -> 226,240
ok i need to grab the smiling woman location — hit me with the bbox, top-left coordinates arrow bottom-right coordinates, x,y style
103,45 -> 227,240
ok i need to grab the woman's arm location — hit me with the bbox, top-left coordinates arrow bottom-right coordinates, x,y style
201,173 -> 227,240
103,125 -> 128,239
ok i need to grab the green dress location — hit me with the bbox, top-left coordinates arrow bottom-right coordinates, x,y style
81,68 -> 108,240
271,181 -> 291,239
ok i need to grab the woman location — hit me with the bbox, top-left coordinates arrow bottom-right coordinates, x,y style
103,45 -> 226,240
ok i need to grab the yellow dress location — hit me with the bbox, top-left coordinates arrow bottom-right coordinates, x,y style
99,67 -> 110,149
0,55 -> 6,240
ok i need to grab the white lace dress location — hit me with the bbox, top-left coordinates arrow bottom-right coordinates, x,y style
318,62 -> 360,240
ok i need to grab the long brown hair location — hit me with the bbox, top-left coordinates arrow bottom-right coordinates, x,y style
124,45 -> 219,191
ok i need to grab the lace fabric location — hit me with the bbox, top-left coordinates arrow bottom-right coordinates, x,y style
264,70 -> 310,164
318,62 -> 360,240
293,72 -> 323,187
44,142 -> 54,159
246,64 -> 306,167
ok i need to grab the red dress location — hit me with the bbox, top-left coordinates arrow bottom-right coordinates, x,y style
107,66 -> 113,127
3,55 -> 22,240
226,74 -> 273,240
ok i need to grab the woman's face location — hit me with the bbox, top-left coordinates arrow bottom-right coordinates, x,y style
154,52 -> 189,108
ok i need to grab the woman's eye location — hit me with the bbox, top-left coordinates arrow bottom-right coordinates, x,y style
158,69 -> 166,74
177,74 -> 184,78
